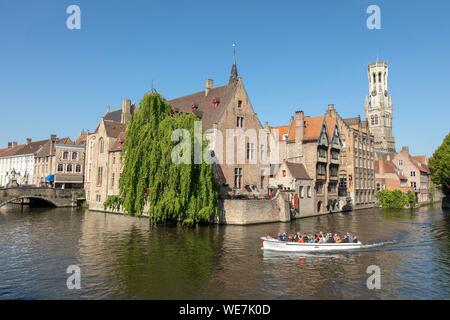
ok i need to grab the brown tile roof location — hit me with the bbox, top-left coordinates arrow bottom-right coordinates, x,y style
13,139 -> 48,156
412,155 -> 428,166
286,162 -> 312,180
109,131 -> 126,152
76,134 -> 88,145
287,119 -> 296,141
35,141 -> 53,158
303,116 -> 324,142
270,125 -> 289,141
375,159 -> 398,174
104,121 -> 126,138
57,137 -> 73,145
324,113 -> 337,140
168,83 -> 238,129
409,155 -> 430,174
343,117 -> 361,126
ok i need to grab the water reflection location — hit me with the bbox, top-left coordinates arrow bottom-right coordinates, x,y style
0,205 -> 449,299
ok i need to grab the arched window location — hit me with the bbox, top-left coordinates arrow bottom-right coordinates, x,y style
67,164 -> 73,172
374,115 -> 379,125
75,164 -> 81,173
72,152 -> 78,160
99,138 -> 104,154
371,115 -> 375,125
378,72 -> 382,83
57,164 -> 64,172
373,73 -> 376,83
62,151 -> 69,160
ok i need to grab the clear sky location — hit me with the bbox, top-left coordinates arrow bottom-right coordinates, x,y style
0,0 -> 449,156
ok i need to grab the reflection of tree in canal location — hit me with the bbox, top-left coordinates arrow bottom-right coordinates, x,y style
107,224 -> 223,299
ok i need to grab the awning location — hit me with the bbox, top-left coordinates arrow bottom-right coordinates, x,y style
45,175 -> 55,182
54,174 -> 83,184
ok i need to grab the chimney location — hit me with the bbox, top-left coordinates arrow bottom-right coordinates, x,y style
121,99 -> 132,124
379,160 -> 384,175
327,104 -> 335,115
26,138 -> 32,145
7,142 -> 12,148
401,146 -> 409,154
294,110 -> 304,143
12,141 -> 18,147
205,79 -> 214,96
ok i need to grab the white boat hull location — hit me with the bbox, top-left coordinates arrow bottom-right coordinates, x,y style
261,237 -> 363,252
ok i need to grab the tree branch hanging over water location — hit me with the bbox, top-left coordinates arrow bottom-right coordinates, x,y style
105,93 -> 219,224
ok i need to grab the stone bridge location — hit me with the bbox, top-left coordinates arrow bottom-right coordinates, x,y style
0,187 -> 85,208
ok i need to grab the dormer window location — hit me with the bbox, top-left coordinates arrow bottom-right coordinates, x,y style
212,98 -> 220,109
191,103 -> 198,111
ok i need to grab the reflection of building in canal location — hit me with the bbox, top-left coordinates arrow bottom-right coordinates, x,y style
78,211 -> 225,299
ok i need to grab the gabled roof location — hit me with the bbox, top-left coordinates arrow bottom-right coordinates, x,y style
104,109 -> 122,122
285,162 -> 312,180
109,131 -> 126,152
303,116 -> 324,142
412,155 -> 428,166
76,133 -> 88,145
57,137 -> 73,145
168,82 -> 239,129
324,112 -> 337,140
343,117 -> 361,126
375,159 -> 398,174
0,145 -> 22,158
104,121 -> 126,138
13,139 -> 48,156
409,155 -> 430,174
270,125 -> 289,141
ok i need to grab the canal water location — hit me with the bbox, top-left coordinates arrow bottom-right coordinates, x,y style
0,205 -> 449,299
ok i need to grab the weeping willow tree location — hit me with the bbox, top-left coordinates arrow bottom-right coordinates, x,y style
106,92 -> 219,224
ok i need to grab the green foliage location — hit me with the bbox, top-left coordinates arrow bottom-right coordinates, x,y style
429,133 -> 450,196
405,191 -> 416,209
376,189 -> 414,209
117,92 -> 219,223
104,195 -> 122,212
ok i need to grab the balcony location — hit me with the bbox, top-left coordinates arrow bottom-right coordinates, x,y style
317,154 -> 327,163
316,172 -> 326,181
329,174 -> 339,181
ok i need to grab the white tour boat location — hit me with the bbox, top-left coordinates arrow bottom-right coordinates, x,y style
261,237 -> 364,252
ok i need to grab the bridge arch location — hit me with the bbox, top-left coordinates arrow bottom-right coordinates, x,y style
0,196 -> 59,208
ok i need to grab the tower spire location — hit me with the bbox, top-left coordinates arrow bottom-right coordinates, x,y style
229,43 -> 239,84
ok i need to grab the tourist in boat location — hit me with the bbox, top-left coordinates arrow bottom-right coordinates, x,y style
326,233 -> 334,243
347,232 -> 353,243
342,235 -> 349,243
334,234 -> 342,243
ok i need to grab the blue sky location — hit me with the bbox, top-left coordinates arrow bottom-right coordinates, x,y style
0,0 -> 449,156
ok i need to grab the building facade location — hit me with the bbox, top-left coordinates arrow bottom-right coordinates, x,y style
391,147 -> 431,203
0,139 -> 48,187
270,104 -> 343,214
364,61 -> 396,154
84,99 -> 132,210
33,135 -> 85,189
269,161 -> 314,217
168,62 -> 270,198
337,116 -> 376,209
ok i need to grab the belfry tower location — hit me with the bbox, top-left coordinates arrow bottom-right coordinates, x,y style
364,61 -> 396,154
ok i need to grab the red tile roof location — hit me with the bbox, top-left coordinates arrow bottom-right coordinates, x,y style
303,116 -> 324,142
270,126 -> 289,141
